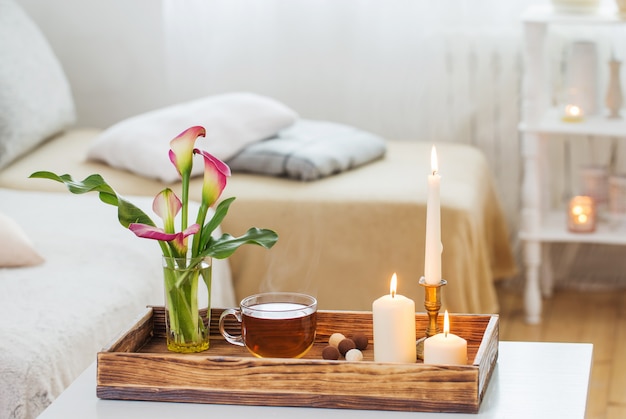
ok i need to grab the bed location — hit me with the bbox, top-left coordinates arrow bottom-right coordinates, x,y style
0,128 -> 516,314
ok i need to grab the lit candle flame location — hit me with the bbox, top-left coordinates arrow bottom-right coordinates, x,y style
390,273 -> 397,298
567,105 -> 582,117
572,205 -> 588,224
431,145 -> 438,175
443,310 -> 450,337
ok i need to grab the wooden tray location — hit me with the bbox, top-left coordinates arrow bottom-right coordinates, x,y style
97,307 -> 498,414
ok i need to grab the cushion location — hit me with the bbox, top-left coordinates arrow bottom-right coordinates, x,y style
0,0 -> 76,170
226,119 -> 387,181
86,92 -> 299,183
0,212 -> 44,267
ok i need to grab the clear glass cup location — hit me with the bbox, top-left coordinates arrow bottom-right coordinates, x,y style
219,292 -> 317,358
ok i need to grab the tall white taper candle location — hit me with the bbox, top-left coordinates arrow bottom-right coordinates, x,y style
424,145 -> 442,285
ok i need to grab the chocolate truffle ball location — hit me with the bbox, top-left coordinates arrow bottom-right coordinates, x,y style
322,345 -> 341,360
352,333 -> 369,350
338,338 -> 356,356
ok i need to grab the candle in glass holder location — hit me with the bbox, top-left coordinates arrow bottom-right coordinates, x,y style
567,195 -> 596,233
562,104 -> 584,122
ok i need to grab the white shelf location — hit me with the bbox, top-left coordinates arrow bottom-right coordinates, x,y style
522,4 -> 626,25
520,210 -> 626,244
518,5 -> 626,322
519,108 -> 626,137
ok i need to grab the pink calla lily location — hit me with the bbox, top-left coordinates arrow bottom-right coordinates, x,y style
129,223 -> 200,255
169,125 -> 205,232
152,189 -> 181,234
169,126 -> 206,177
194,148 -> 231,208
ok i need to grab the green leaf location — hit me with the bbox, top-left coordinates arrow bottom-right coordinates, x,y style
200,227 -> 278,259
29,171 -> 156,228
198,197 -> 236,251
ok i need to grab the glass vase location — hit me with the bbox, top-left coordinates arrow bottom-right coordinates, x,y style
162,256 -> 212,353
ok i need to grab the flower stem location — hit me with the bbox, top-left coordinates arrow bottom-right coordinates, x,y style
162,257 -> 211,352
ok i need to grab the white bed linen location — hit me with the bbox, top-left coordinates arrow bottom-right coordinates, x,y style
0,188 -> 235,419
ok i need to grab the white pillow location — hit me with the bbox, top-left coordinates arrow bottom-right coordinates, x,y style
0,212 -> 44,267
86,92 -> 299,183
0,0 -> 76,170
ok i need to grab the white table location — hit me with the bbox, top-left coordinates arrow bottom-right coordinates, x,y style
39,341 -> 592,419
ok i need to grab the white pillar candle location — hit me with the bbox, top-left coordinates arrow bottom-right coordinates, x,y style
423,310 -> 468,365
372,273 -> 416,363
424,145 -> 442,285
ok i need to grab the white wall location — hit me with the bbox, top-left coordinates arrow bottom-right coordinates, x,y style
17,0 -> 533,133
17,0 -> 172,129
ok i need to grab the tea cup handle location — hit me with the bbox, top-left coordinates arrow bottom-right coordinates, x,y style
219,308 -> 245,346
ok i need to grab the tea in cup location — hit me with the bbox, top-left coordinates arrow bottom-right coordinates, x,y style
218,292 -> 317,358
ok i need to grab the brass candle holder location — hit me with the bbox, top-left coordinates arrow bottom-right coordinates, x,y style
416,276 -> 447,360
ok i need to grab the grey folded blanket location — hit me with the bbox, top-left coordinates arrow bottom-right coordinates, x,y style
226,119 -> 387,181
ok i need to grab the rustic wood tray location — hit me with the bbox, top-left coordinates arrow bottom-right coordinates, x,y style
97,307 -> 498,414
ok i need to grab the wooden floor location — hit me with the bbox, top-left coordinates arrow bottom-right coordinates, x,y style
496,282 -> 626,419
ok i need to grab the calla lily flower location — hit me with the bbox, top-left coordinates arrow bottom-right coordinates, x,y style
31,124 -> 279,354
194,148 -> 230,208
129,223 -> 200,255
168,126 -> 206,177
153,188 -> 181,234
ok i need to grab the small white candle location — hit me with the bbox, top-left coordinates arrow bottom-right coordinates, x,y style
423,310 -> 468,365
372,273 -> 417,363
424,145 -> 442,285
